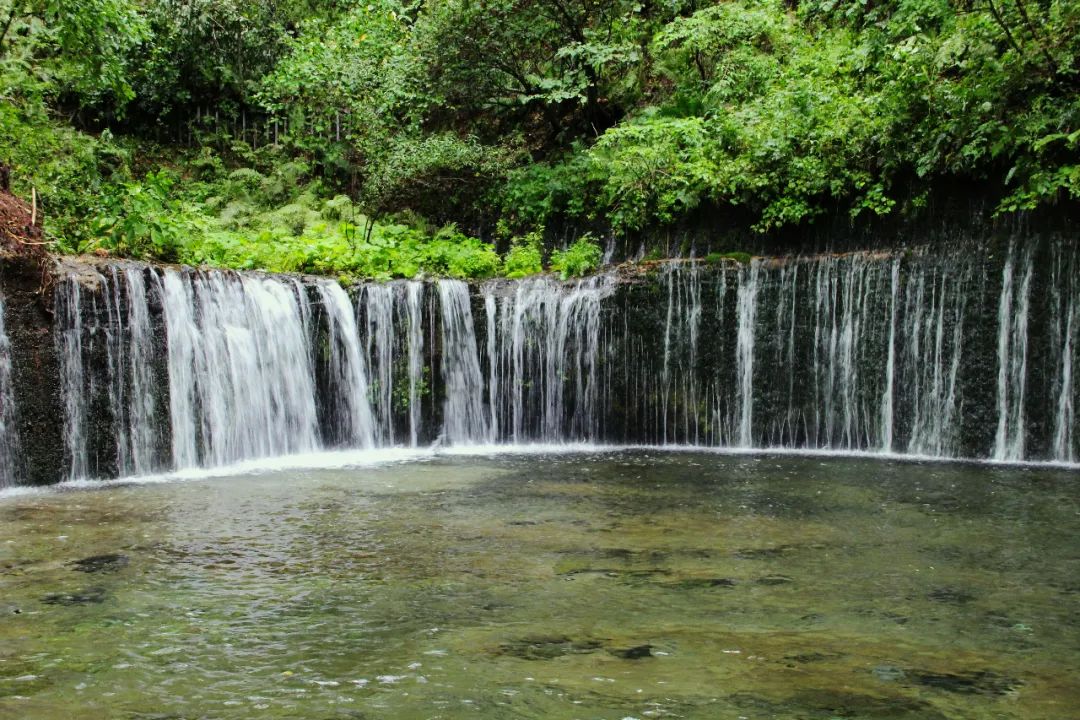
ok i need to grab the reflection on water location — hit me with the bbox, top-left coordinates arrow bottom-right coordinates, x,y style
0,451 -> 1078,719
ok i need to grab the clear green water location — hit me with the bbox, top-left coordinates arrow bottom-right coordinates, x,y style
0,451 -> 1078,719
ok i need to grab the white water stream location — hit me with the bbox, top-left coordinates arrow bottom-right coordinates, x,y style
25,240 -> 1080,483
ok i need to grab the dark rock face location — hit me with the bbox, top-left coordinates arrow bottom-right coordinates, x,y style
0,254 -> 65,486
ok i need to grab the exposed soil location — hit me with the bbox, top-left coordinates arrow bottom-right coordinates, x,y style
0,183 -> 48,261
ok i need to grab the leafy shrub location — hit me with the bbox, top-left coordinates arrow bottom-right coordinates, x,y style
91,171 -> 200,261
267,203 -> 316,236
550,235 -> 603,279
225,168 -> 266,199
321,195 -> 354,221
191,148 -> 225,181
422,225 -> 501,279
503,231 -> 544,278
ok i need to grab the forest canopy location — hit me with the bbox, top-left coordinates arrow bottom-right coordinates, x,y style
1,0 -> 1077,277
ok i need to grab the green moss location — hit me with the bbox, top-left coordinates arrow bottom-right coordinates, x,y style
705,251 -> 752,265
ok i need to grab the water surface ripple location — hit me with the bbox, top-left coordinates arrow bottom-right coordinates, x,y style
1,451 -> 1077,719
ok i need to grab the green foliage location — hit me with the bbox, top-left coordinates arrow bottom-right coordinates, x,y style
0,100 -> 133,251
2,0 -> 1078,271
127,1 -> 316,121
72,161 -> 507,280
590,115 -> 717,232
91,171 -> 196,260
705,251 -> 752,265
421,226 -> 502,279
506,0 -> 1080,233
550,235 -> 603,279
321,195 -> 355,221
0,0 -> 147,108
498,153 -> 593,231
503,232 -> 544,278
363,134 -> 510,222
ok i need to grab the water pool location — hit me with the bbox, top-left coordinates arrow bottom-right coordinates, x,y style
1,450 -> 1077,719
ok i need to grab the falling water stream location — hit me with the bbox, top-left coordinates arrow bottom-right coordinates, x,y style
0,297 -> 17,487
8,237 -> 1075,484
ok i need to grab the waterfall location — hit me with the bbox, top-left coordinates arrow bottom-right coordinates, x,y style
160,269 -> 326,469
735,262 -> 759,447
484,290 -> 499,441
362,284 -> 397,444
1051,240 -> 1078,462
491,276 -> 610,442
406,282 -> 425,447
438,279 -> 489,444
158,270 -> 198,468
880,259 -> 900,452
355,280 -> 429,447
659,263 -> 703,444
104,267 -> 158,475
994,242 -> 1034,461
768,262 -> 799,446
57,276 -> 91,480
160,270 -> 321,468
317,281 -> 376,449
22,237 -> 1080,483
1056,306 -> 1076,462
0,297 -> 18,487
904,262 -> 969,457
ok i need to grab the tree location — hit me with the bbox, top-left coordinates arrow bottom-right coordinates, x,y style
0,0 -> 146,108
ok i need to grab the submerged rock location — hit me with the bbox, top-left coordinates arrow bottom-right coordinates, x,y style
494,635 -> 602,660
912,670 -> 1019,696
609,644 -> 653,660
873,665 -> 907,682
755,574 -> 794,586
669,577 -> 737,589
69,553 -> 129,573
41,587 -> 108,605
730,689 -> 948,719
926,586 -> 975,604
784,652 -> 842,664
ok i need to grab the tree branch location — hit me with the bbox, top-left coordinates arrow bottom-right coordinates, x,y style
983,0 -> 1026,59
0,3 -> 21,59
1011,0 -> 1057,71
